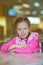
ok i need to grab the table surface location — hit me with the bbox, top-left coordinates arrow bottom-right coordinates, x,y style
0,51 -> 43,65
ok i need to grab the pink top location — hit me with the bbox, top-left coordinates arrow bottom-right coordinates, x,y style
1,32 -> 41,53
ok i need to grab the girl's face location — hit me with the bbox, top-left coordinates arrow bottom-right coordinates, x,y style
16,21 -> 30,39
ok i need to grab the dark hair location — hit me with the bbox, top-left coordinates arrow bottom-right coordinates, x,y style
14,17 -> 31,28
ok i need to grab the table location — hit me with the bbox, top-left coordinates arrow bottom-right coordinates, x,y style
0,51 -> 43,65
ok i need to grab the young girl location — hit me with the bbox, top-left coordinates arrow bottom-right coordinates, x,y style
1,17 -> 41,53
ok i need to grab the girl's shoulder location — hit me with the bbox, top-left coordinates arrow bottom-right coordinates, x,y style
11,36 -> 21,43
28,32 -> 38,42
31,32 -> 38,38
11,36 -> 19,41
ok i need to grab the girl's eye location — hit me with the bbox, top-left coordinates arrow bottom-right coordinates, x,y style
18,28 -> 21,30
24,28 -> 27,29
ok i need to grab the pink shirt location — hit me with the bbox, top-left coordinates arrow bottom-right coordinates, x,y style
1,32 -> 41,53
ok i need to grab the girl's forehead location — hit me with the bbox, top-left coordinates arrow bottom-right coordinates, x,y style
17,21 -> 28,26
16,22 -> 29,28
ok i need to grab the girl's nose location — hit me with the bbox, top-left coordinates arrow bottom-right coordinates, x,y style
21,29 -> 25,33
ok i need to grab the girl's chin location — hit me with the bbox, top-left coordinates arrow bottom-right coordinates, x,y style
21,37 -> 27,39
20,35 -> 29,39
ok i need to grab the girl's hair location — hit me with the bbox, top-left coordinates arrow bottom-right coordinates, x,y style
14,17 -> 31,28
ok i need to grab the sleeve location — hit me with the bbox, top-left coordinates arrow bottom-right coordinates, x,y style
1,38 -> 16,52
27,38 -> 41,52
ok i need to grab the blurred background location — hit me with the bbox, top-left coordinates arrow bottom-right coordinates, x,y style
0,0 -> 43,46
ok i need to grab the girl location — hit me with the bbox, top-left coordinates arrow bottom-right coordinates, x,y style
1,17 -> 41,53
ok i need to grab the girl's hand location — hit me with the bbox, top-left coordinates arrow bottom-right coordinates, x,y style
9,49 -> 16,53
15,44 -> 28,48
8,44 -> 16,51
8,43 -> 28,52
21,44 -> 28,48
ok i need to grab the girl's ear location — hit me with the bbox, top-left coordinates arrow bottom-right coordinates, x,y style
29,27 -> 31,32
15,28 -> 17,34
15,28 -> 18,36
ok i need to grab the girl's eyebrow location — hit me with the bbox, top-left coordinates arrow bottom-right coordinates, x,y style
17,27 -> 21,28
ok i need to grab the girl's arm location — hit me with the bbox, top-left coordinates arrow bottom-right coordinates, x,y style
15,39 -> 41,53
1,38 -> 16,52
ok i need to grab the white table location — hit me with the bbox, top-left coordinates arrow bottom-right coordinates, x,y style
0,52 -> 43,65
